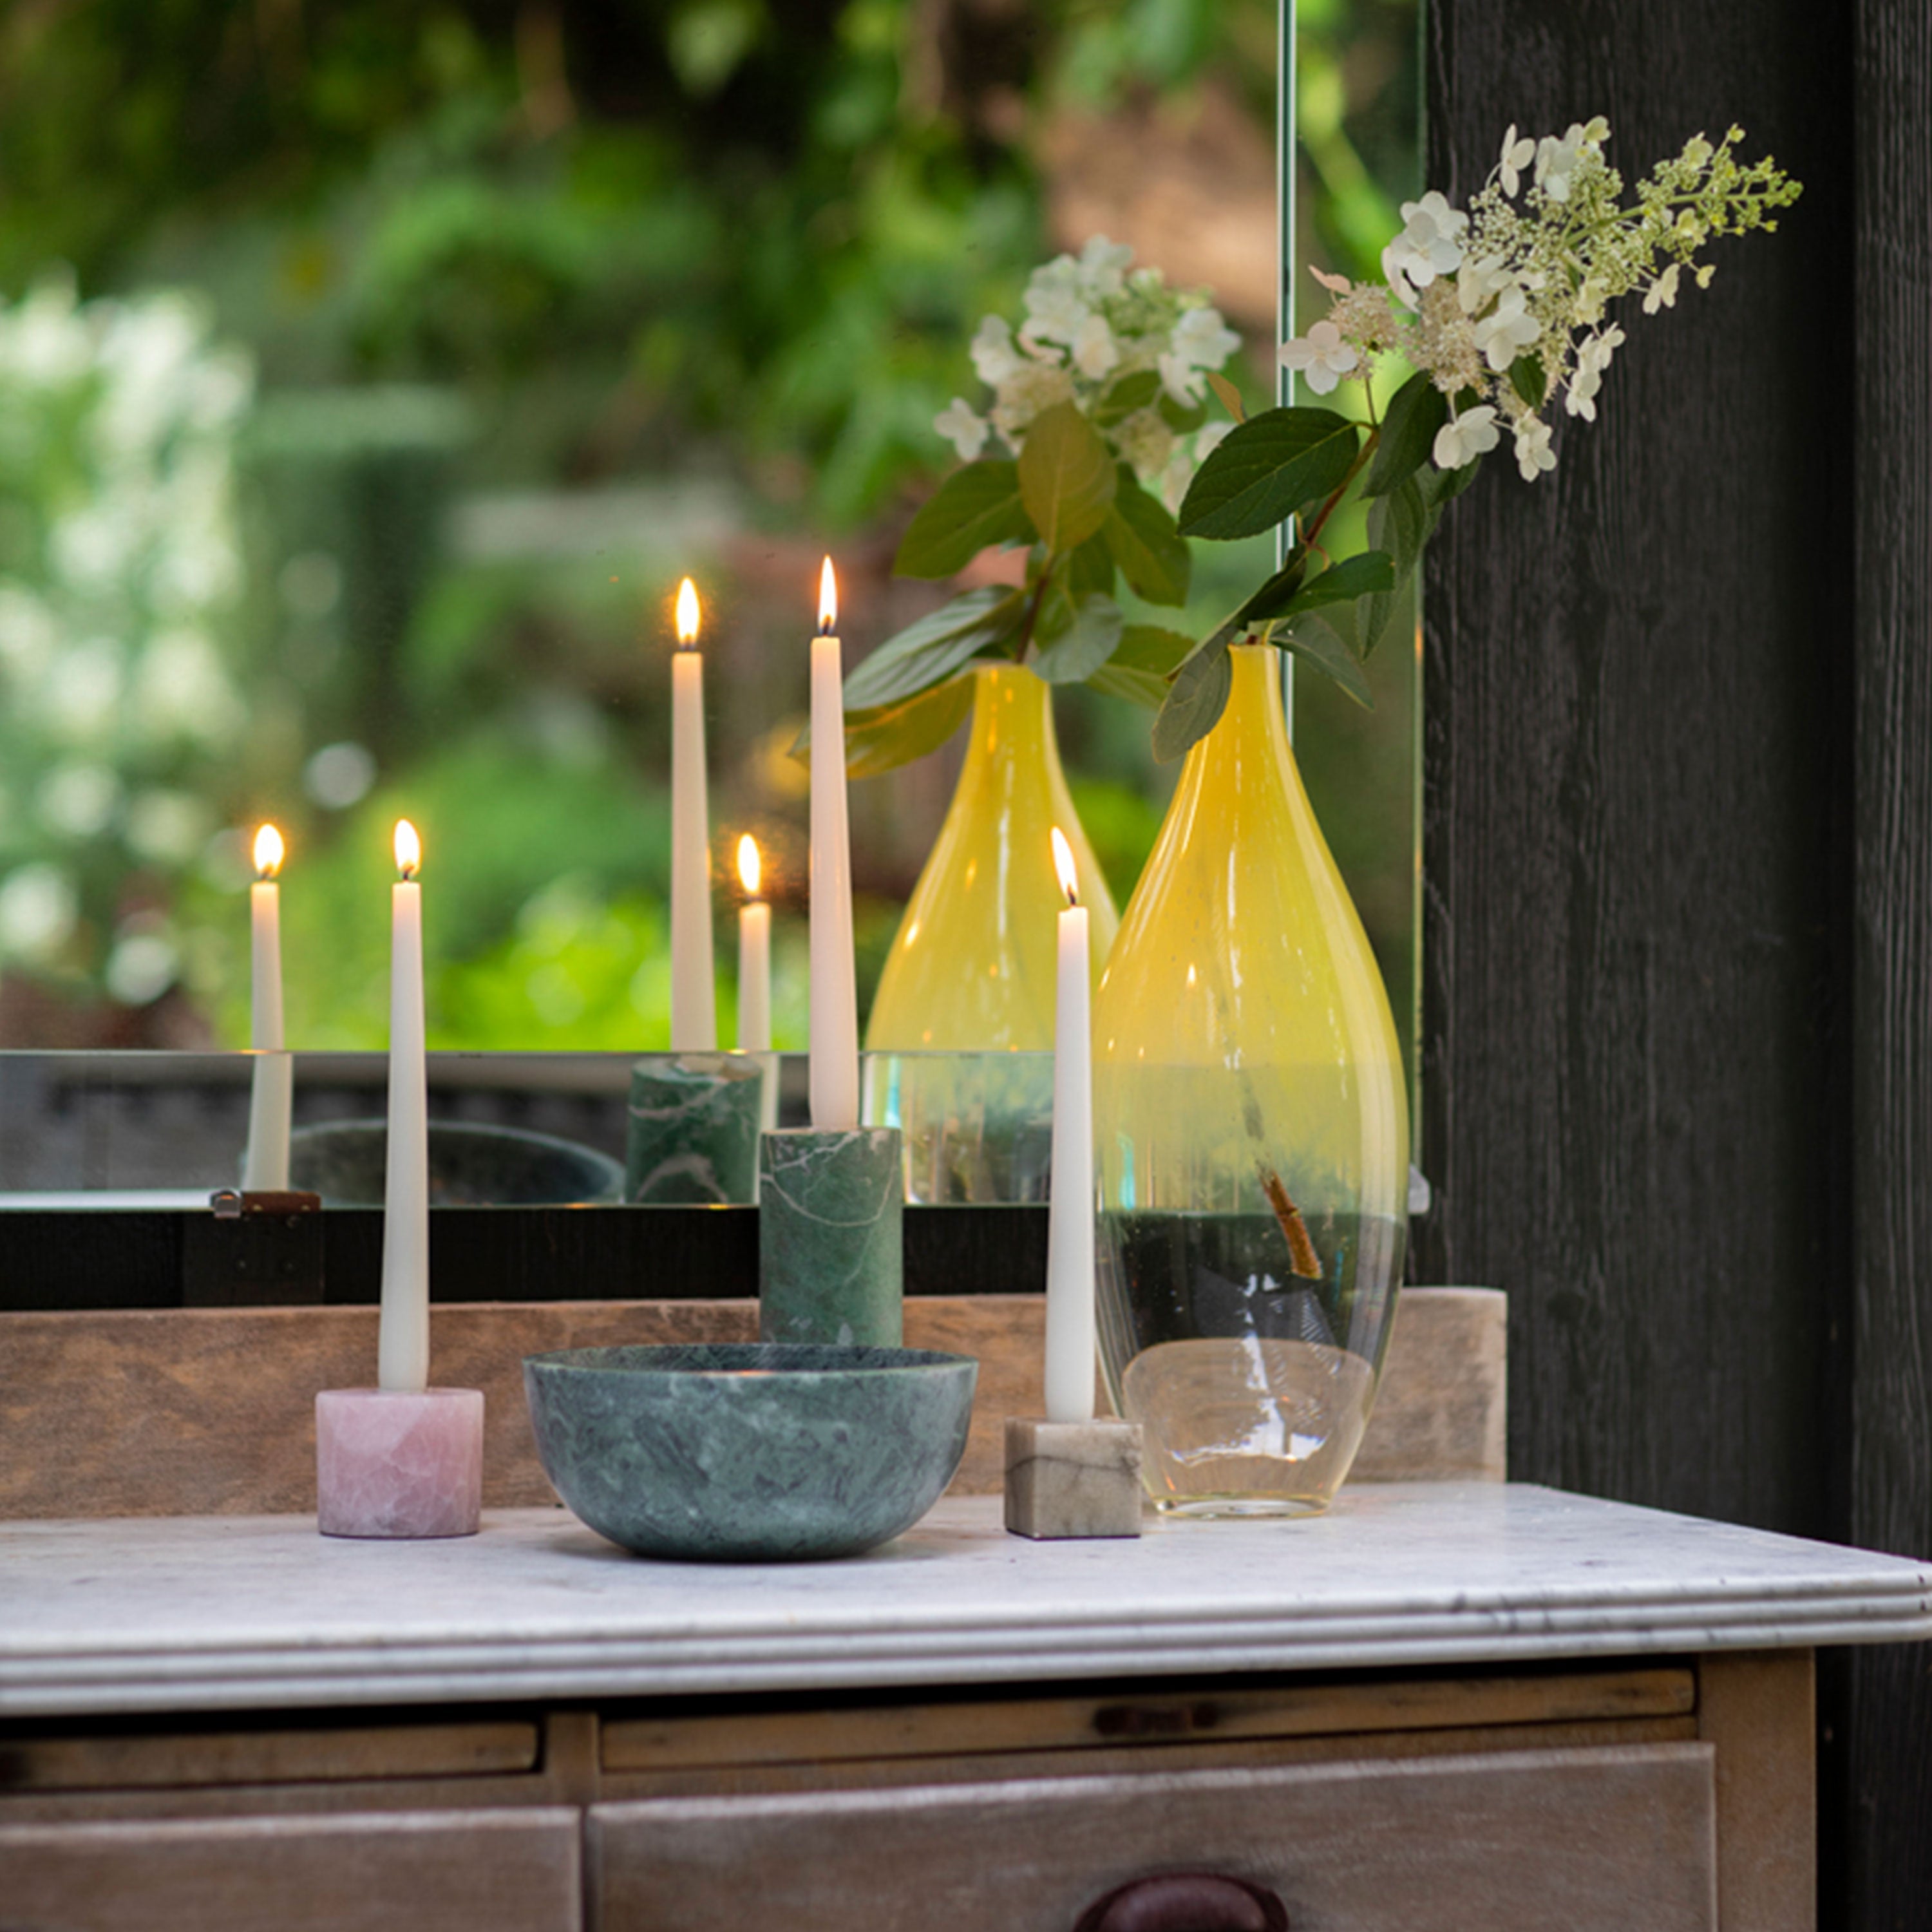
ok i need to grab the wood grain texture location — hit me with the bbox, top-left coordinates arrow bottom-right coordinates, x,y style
0,1290 -> 1502,1517
1845,5 -> 1932,1929
1698,1651 -> 1814,1932
1418,0 -> 1849,1542
589,1743 -> 1719,1931
0,1806 -> 580,1932
0,1719 -> 538,1794
601,1665 -> 1692,1772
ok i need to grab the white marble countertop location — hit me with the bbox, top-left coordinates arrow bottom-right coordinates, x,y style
2,1484 -> 1927,1719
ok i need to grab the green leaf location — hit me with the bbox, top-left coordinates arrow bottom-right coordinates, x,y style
1152,634 -> 1234,762
1361,371 -> 1448,498
1205,370 -> 1246,422
1034,594 -> 1124,683
1278,612 -> 1372,708
1233,553 -> 1309,623
1360,478 -> 1429,654
1421,455 -> 1483,507
1159,390 -> 1209,432
1177,407 -> 1360,541
1068,529 -> 1117,603
1283,549 -> 1396,614
841,587 -> 1023,712
1103,468 -> 1191,607
893,461 -> 1034,579
1509,354 -> 1547,409
1018,402 -> 1117,554
840,676 -> 977,780
1091,368 -> 1161,427
1086,624 -> 1196,709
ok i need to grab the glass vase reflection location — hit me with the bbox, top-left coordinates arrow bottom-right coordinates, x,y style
862,1050 -> 1053,1204
1094,646 -> 1409,1515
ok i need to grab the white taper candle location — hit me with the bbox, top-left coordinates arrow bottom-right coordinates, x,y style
808,558 -> 858,1130
377,819 -> 430,1393
242,824 -> 290,1192
1043,826 -> 1095,1424
736,834 -> 771,1054
669,577 -> 716,1051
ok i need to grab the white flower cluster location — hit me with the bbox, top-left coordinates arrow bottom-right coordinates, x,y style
0,276 -> 256,989
933,236 -> 1242,512
1277,122 -> 1799,483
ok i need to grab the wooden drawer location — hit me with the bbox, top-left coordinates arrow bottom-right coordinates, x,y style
589,1741 -> 1718,1932
0,1806 -> 581,1932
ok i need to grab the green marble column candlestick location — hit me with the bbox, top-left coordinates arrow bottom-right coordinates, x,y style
759,1126 -> 904,1346
625,1054 -> 768,1204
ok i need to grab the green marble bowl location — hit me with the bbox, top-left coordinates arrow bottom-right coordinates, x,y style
288,1120 -> 624,1207
522,1343 -> 978,1562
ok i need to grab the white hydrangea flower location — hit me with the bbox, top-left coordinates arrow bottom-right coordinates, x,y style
1112,407 -> 1176,484
1457,253 -> 1515,316
1497,124 -> 1536,196
1472,283 -> 1541,372
970,315 -> 1026,386
1019,256 -> 1090,350
1432,403 -> 1501,469
1071,312 -> 1120,380
934,397 -> 989,462
1643,263 -> 1682,314
1512,413 -> 1558,480
1564,325 -> 1625,421
990,359 -> 1075,444
1077,235 -> 1135,298
1279,319 -> 1360,395
1533,121 -> 1605,204
1383,191 -> 1468,299
1170,305 -> 1242,371
1157,350 -> 1203,406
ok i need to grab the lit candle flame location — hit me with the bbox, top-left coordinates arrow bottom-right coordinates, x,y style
1050,826 -> 1079,907
737,833 -> 762,898
675,576 -> 701,648
394,819 -> 422,880
817,556 -> 838,635
253,823 -> 284,880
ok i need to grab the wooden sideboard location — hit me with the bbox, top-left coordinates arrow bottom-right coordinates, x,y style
2,1489 -> 1926,1931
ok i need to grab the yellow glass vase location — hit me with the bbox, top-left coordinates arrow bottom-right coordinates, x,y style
863,663 -> 1118,1202
1092,643 -> 1409,1515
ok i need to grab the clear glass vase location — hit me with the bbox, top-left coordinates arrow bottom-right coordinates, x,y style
864,663 -> 1117,1202
1093,645 -> 1408,1515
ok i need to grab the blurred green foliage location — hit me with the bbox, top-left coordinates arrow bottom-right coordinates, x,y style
0,0 -> 1419,1050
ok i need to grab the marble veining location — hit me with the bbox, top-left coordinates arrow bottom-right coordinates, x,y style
625,1054 -> 766,1204
1,1486 -> 1926,1718
758,1127 -> 902,1346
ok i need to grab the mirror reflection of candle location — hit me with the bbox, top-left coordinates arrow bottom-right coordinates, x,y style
378,818 -> 430,1394
242,822 -> 290,1191
737,834 -> 772,1054
670,576 -> 717,1052
1043,826 -> 1095,1424
808,557 -> 858,1128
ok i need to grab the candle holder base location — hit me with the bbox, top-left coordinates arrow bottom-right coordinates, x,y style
626,1054 -> 767,1204
316,1387 -> 484,1539
759,1126 -> 903,1346
1003,1416 -> 1144,1540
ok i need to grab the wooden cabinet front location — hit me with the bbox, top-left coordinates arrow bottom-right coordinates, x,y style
589,1743 -> 1719,1932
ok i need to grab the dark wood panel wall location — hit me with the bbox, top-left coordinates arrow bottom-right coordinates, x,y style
1417,0 -> 1927,1924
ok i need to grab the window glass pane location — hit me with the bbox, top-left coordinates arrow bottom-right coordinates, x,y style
0,0 -> 1418,1086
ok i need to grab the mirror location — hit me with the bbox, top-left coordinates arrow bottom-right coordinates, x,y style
0,1 -> 1420,1200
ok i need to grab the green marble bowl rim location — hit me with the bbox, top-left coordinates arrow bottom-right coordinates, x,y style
522,1343 -> 975,1382
289,1118 -> 626,1205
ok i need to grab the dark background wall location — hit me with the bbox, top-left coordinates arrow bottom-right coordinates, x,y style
1417,1 -> 1929,1924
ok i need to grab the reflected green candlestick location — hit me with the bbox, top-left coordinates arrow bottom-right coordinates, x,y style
759,1126 -> 903,1347
625,1054 -> 766,1204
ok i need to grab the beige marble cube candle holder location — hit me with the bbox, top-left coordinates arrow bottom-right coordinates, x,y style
1004,1416 -> 1144,1540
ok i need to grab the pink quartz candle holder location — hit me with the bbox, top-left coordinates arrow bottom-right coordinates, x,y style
316,1386 -> 484,1539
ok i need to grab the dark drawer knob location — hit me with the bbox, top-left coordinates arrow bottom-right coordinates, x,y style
1074,1871 -> 1289,1932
